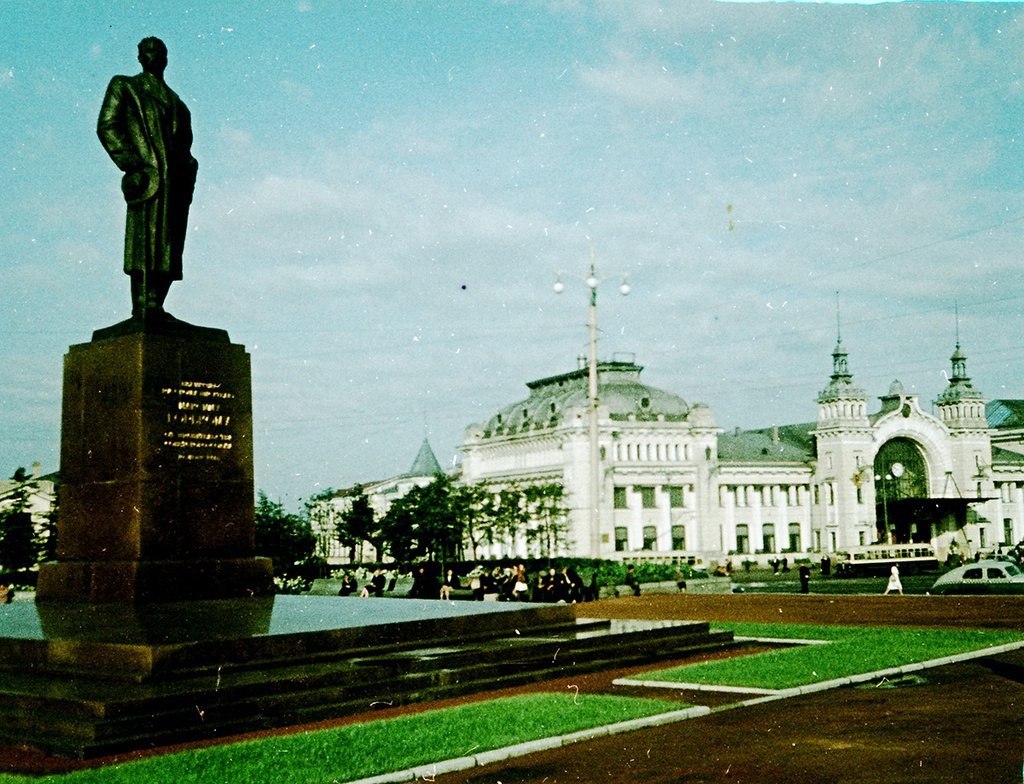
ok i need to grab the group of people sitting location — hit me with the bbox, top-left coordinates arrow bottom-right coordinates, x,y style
456,564 -> 595,603
336,567 -> 395,598
336,563 -> 598,603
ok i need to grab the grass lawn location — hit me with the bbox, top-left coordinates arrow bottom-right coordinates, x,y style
642,622 -> 1024,690
0,693 -> 682,784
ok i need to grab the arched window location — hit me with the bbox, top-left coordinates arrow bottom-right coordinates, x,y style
873,438 -> 929,499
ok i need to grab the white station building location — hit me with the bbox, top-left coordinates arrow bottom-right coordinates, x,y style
459,339 -> 1024,566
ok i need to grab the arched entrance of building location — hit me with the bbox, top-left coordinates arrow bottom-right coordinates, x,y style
874,438 -> 930,544
873,437 -> 972,545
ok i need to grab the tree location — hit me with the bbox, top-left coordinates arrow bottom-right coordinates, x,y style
336,485 -> 379,562
0,467 -> 40,574
38,480 -> 59,563
378,475 -> 461,565
494,483 -> 530,551
304,488 -> 342,561
254,492 -> 316,578
449,482 -> 495,561
523,482 -> 570,559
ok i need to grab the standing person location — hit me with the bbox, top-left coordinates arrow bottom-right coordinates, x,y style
674,566 -> 688,593
97,37 -> 198,318
565,566 -> 584,603
883,564 -> 904,595
409,565 -> 429,599
625,565 -> 641,596
468,567 -> 485,601
798,563 -> 811,594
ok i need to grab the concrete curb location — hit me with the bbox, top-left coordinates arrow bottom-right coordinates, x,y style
616,636 -> 1024,696
341,637 -> 1024,784
342,706 -> 711,784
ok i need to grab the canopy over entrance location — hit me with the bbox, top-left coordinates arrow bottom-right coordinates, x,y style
877,496 -> 990,544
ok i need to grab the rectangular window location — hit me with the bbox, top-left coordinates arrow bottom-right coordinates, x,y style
668,486 -> 684,508
1005,518 -> 1014,545
639,486 -> 656,508
613,486 -> 627,509
788,522 -> 801,552
735,524 -> 749,554
979,527 -> 987,548
614,526 -> 628,552
671,525 -> 686,550
642,525 -> 657,550
762,523 -> 776,553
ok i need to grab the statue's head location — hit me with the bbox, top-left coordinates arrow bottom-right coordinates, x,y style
137,37 -> 168,74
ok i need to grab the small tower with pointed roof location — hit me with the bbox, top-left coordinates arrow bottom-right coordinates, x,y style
815,329 -> 869,432
935,342 -> 987,430
406,438 -> 443,478
811,315 -> 872,552
933,311 -> 992,502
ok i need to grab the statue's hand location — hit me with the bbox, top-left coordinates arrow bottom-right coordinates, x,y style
121,165 -> 159,205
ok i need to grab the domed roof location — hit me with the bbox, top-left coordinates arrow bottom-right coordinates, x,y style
475,361 -> 694,438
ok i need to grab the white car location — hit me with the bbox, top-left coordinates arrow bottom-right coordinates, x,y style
930,559 -> 1024,595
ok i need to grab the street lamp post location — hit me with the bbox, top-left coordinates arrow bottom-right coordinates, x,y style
874,462 -> 904,545
875,474 -> 890,543
555,260 -> 630,558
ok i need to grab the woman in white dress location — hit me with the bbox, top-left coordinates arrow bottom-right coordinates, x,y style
883,564 -> 904,595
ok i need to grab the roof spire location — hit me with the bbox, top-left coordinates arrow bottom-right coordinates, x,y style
949,302 -> 969,383
830,293 -> 851,384
817,294 -> 866,409
835,290 -> 842,343
935,305 -> 985,420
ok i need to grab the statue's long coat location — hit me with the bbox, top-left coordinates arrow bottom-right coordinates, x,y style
97,72 -> 197,280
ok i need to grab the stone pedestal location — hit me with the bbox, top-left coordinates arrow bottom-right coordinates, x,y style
37,318 -> 274,602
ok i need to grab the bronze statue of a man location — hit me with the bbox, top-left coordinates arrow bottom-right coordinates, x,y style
98,37 -> 198,318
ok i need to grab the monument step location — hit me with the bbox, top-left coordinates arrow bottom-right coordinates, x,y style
0,625 -> 737,757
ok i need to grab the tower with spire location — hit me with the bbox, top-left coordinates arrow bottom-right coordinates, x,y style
815,314 -> 869,431
934,313 -> 992,501
811,312 -> 872,551
935,323 -> 987,431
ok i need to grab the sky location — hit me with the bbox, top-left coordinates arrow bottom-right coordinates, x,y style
3,1 -> 1023,509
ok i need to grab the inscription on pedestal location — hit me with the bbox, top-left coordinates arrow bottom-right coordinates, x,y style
162,380 -> 236,462
37,328 -> 274,602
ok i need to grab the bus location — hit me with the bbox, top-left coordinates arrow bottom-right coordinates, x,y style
833,543 -> 939,577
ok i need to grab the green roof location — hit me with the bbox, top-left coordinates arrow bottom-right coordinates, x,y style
987,400 -> 1024,429
405,438 -> 443,477
479,361 -> 693,438
992,445 -> 1024,466
717,423 -> 816,463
